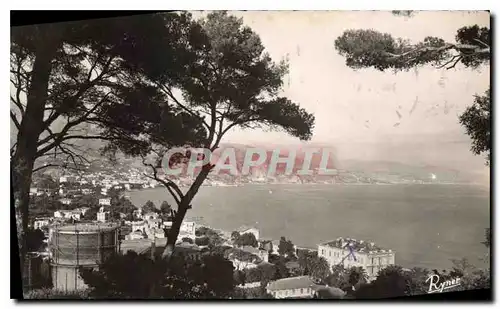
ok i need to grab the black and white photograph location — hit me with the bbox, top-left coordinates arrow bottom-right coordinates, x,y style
10,9 -> 491,300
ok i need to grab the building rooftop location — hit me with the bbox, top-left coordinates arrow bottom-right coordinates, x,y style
237,226 -> 257,233
120,239 -> 152,255
55,222 -> 119,232
285,261 -> 300,270
320,237 -> 392,254
296,246 -> 318,252
55,210 -> 72,214
267,276 -> 318,291
35,217 -> 52,221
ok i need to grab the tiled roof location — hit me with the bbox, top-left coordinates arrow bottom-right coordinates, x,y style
320,237 -> 392,254
267,276 -> 318,291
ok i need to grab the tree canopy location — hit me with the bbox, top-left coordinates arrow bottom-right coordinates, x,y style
80,251 -> 235,299
105,11 -> 315,256
142,200 -> 157,214
334,24 -> 490,72
278,236 -> 295,257
334,22 -> 490,165
327,265 -> 368,294
459,88 -> 491,164
160,201 -> 172,215
11,12 -> 210,270
234,232 -> 258,248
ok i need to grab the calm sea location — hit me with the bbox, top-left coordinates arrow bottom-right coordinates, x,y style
128,184 -> 490,270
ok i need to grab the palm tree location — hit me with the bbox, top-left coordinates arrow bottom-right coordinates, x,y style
346,267 -> 368,291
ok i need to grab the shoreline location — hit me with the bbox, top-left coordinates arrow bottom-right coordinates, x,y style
124,181 -> 488,195
121,182 -> 489,205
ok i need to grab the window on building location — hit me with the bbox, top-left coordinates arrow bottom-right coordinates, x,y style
371,258 -> 374,264
301,288 -> 304,294
322,249 -> 325,255
329,250 -> 331,257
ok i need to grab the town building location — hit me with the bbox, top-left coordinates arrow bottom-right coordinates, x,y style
143,212 -> 159,221
81,188 -> 92,195
239,246 -> 269,263
70,210 -> 82,221
127,220 -> 147,233
29,187 -> 38,196
54,210 -> 73,219
317,237 -> 395,280
295,246 -> 318,256
77,207 -> 90,216
99,198 -> 111,206
236,281 -> 261,289
97,207 -> 110,223
125,230 -> 145,240
227,247 -> 265,271
259,239 -> 273,253
179,221 -> 196,240
266,276 -> 322,299
146,218 -> 162,230
146,228 -> 165,239
33,217 -> 51,230
59,198 -> 72,205
285,261 -> 302,276
59,175 -> 76,183
162,221 -> 173,230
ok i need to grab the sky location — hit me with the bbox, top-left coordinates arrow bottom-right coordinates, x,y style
11,11 -> 491,178
202,11 -> 490,172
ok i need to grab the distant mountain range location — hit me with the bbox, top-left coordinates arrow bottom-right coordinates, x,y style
31,132 -> 489,185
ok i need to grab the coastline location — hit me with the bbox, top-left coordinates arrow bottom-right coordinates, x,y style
124,181 -> 488,195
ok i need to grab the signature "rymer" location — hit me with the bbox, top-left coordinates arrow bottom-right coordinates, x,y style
426,274 -> 461,294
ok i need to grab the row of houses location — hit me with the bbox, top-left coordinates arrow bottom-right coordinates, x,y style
122,211 -> 197,242
58,197 -> 112,206
31,168 -> 157,200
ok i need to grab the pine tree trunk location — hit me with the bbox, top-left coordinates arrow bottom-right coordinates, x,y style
12,29 -> 58,280
162,164 -> 212,258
